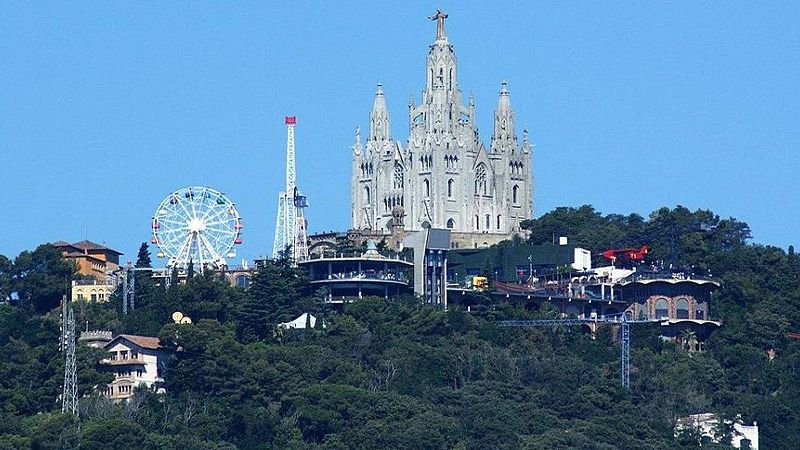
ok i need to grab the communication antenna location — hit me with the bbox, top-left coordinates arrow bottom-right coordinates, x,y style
61,296 -> 79,416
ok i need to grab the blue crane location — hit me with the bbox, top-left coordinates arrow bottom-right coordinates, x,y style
498,314 -> 659,389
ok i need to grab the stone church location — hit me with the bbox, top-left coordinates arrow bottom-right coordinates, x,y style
350,12 -> 533,248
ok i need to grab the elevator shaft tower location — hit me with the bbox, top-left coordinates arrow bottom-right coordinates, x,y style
272,116 -> 309,262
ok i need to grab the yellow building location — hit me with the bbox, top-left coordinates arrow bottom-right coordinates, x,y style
71,279 -> 115,302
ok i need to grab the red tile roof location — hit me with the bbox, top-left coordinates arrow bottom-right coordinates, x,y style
72,240 -> 123,255
113,334 -> 162,350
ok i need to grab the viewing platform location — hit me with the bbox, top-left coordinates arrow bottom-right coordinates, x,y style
298,244 -> 413,303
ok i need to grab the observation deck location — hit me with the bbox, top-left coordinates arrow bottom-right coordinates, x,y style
299,245 -> 413,303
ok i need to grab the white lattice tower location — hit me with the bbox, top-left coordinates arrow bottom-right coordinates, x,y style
273,116 -> 299,260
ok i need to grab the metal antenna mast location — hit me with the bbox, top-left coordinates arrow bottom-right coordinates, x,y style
499,314 -> 657,389
273,116 -> 309,262
60,296 -> 78,416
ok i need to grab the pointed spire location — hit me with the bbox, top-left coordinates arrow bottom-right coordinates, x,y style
492,82 -> 515,148
369,83 -> 391,142
497,81 -> 511,111
353,126 -> 362,155
523,125 -> 533,154
469,93 -> 476,125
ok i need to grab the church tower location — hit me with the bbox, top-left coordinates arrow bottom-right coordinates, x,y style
351,11 -> 533,247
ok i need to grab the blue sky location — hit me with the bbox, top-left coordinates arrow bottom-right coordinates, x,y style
1,2 -> 798,262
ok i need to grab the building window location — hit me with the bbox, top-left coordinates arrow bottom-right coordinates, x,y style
447,179 -> 454,197
77,293 -> 84,301
485,214 -> 491,229
446,218 -> 455,229
393,162 -> 404,189
475,215 -> 480,230
496,215 -> 502,230
364,186 -> 371,204
676,298 -> 690,319
136,369 -> 143,377
424,179 -> 430,198
90,294 -> 97,301
655,298 -> 669,319
512,185 -> 519,204
475,163 -> 487,195
235,274 -> 250,287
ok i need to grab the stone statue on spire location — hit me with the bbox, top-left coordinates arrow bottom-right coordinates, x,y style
429,10 -> 448,40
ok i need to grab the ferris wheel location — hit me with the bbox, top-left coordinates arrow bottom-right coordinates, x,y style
150,186 -> 243,271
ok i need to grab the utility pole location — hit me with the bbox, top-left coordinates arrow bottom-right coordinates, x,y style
60,296 -> 78,416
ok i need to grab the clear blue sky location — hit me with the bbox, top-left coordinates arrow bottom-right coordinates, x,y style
2,2 -> 798,262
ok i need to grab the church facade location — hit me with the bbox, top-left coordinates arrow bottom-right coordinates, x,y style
350,13 -> 533,247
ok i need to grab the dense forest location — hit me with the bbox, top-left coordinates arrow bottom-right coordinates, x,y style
0,205 -> 797,449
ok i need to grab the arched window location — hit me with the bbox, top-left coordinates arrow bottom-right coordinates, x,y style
446,218 -> 455,229
447,179 -> 454,197
655,298 -> 669,319
475,215 -> 480,230
475,163 -> 487,195
512,185 -> 519,204
424,179 -> 430,198
676,298 -> 690,320
485,214 -> 491,229
235,275 -> 250,288
364,186 -> 371,204
496,215 -> 502,230
393,162 -> 404,189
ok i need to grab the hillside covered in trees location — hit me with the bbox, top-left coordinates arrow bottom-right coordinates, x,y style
0,205 -> 798,449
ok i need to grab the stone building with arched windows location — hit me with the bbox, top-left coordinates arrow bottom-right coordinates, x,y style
616,271 -> 722,351
350,13 -> 533,249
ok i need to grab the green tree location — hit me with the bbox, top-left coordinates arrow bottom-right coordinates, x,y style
13,245 -> 75,313
237,254 -> 308,342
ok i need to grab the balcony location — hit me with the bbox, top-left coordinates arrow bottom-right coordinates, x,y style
101,356 -> 146,366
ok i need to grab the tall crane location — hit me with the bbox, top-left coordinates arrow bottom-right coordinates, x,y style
272,116 -> 309,262
498,314 -> 659,389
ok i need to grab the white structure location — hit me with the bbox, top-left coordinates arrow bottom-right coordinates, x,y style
279,313 -> 321,330
351,11 -> 533,243
101,335 -> 168,401
676,413 -> 759,449
273,116 -> 310,262
152,186 -> 243,272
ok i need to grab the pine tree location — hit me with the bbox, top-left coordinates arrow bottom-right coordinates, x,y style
135,242 -> 152,268
132,242 -> 155,308
236,254 -> 309,342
